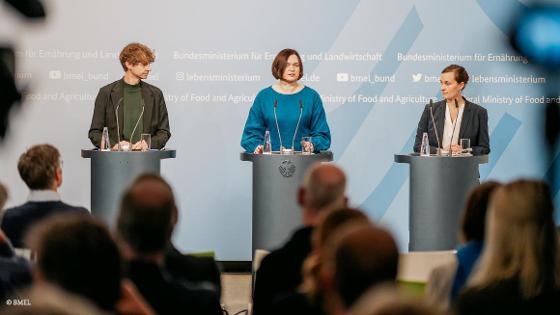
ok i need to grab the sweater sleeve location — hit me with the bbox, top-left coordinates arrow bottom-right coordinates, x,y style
241,93 -> 266,152
308,91 -> 331,152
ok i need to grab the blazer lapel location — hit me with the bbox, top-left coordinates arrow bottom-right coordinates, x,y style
436,102 -> 445,145
459,101 -> 473,139
140,82 -> 154,134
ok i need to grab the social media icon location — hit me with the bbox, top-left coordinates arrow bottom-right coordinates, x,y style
336,73 -> 349,82
412,73 -> 422,82
49,70 -> 62,80
176,72 -> 185,81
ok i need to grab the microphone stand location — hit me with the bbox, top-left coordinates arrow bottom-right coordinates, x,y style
273,99 -> 304,154
130,99 -> 145,146
448,99 -> 459,156
291,100 -> 303,151
429,99 -> 442,156
273,100 -> 284,152
114,97 -> 123,151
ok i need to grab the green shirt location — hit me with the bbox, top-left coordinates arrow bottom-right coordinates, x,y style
122,80 -> 144,143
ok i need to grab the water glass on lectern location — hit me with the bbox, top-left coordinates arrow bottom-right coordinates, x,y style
460,138 -> 471,154
301,136 -> 313,154
420,132 -> 430,156
263,130 -> 272,154
101,127 -> 111,151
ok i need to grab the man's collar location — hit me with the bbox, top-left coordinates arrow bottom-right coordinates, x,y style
28,190 -> 61,202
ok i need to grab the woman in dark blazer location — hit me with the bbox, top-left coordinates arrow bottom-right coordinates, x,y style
413,65 -> 490,155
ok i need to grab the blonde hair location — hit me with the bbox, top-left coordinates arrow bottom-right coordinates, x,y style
468,180 -> 560,298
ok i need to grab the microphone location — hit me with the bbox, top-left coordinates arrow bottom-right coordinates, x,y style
130,98 -> 145,145
429,99 -> 442,156
114,97 -> 123,151
448,99 -> 459,156
273,100 -> 284,151
291,100 -> 304,151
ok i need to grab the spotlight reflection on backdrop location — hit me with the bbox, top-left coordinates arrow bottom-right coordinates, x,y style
509,3 -> 560,193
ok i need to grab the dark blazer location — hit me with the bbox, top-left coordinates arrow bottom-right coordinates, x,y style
88,79 -> 171,149
164,245 -> 222,298
253,227 -> 313,315
0,241 -> 32,301
125,260 -> 223,315
1,201 -> 89,248
413,99 -> 490,155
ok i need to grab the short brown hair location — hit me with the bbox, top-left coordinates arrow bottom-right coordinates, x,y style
18,144 -> 60,190
117,174 -> 176,254
441,64 -> 469,89
271,48 -> 304,80
460,181 -> 501,242
119,43 -> 155,71
27,214 -> 122,311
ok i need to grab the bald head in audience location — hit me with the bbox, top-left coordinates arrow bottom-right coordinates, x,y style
117,174 -> 177,261
299,163 -> 347,226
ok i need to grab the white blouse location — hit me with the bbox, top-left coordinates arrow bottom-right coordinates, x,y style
441,103 -> 464,151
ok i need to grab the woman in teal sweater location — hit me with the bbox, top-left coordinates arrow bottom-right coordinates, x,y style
241,48 -> 331,153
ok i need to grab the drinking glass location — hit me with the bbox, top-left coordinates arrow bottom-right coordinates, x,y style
420,132 -> 430,156
460,138 -> 471,154
100,127 -> 111,151
301,136 -> 313,154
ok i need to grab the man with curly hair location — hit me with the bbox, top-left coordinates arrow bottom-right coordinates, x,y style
88,43 -> 171,150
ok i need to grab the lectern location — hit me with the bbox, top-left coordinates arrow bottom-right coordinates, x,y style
241,151 -> 333,253
82,149 -> 176,225
395,154 -> 488,251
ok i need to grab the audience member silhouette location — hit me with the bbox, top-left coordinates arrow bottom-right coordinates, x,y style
320,224 -> 400,315
26,214 -> 121,312
1,144 -> 88,248
116,174 -> 222,315
253,163 -> 347,315
272,208 -> 370,315
456,180 -> 560,315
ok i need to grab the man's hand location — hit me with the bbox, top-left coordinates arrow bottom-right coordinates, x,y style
302,141 -> 314,153
254,145 -> 264,154
112,141 -> 131,151
132,140 -> 149,151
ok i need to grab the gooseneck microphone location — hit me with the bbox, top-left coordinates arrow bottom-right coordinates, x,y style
114,97 -> 123,150
130,98 -> 145,144
429,99 -> 442,156
273,100 -> 284,151
273,99 -> 304,152
291,100 -> 304,151
448,99 -> 459,156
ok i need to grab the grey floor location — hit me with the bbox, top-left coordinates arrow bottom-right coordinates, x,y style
222,273 -> 252,314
